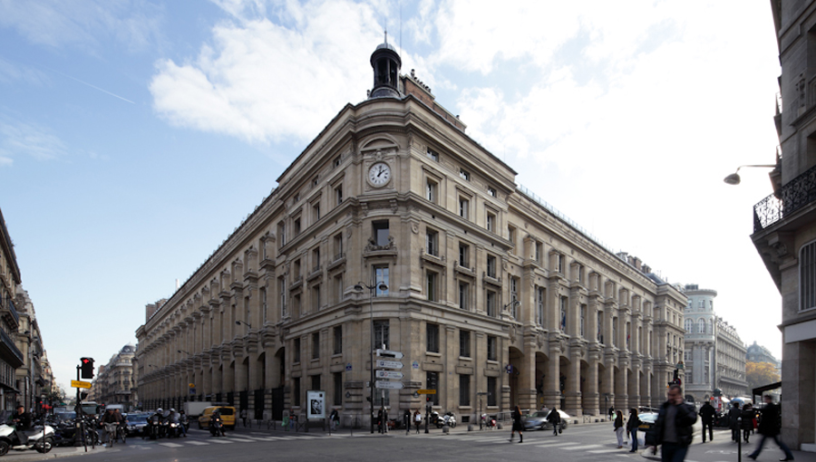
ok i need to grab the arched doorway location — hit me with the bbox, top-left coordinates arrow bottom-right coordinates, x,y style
535,352 -> 548,409
271,347 -> 286,420
509,347 -> 524,406
254,352 -> 266,419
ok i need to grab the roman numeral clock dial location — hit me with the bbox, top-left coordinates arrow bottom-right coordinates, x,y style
368,162 -> 391,187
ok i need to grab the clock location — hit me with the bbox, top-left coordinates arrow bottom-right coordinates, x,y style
368,162 -> 391,187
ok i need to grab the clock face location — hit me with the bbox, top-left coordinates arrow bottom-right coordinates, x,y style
368,162 -> 391,187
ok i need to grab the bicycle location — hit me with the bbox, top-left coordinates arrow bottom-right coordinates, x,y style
117,424 -> 127,444
104,423 -> 118,448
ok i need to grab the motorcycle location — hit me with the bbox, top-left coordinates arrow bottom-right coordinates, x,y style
430,411 -> 441,427
167,421 -> 183,438
209,418 -> 225,437
442,412 -> 457,428
481,413 -> 497,429
145,415 -> 162,440
0,422 -> 55,456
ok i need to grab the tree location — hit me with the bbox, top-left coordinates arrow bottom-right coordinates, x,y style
746,361 -> 780,390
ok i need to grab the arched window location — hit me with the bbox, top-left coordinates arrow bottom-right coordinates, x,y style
698,318 -> 706,334
685,319 -> 693,332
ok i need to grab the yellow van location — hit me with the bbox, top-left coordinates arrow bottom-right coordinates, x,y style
198,406 -> 236,430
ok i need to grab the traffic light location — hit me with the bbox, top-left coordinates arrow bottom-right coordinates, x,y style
426,396 -> 431,402
79,392 -> 88,400
673,368 -> 679,381
80,357 -> 94,379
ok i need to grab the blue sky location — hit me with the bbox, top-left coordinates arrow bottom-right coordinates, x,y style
1,0 -> 782,395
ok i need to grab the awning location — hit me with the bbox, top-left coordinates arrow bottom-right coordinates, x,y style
752,381 -> 782,396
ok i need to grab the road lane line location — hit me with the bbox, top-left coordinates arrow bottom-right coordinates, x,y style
208,439 -> 233,443
587,449 -> 623,454
185,441 -> 209,445
159,442 -> 184,448
534,442 -> 579,448
564,444 -> 602,450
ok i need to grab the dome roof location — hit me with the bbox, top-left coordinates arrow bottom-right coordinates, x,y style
376,42 -> 398,52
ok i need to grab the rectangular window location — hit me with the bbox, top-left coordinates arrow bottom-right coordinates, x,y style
459,169 -> 470,181
279,276 -> 287,317
426,179 -> 437,203
335,185 -> 343,206
294,259 -> 301,279
372,220 -> 389,246
612,317 -> 618,347
312,284 -> 321,312
374,320 -> 389,350
311,374 -> 320,391
486,255 -> 497,278
426,371 -> 440,405
459,330 -> 471,358
560,297 -> 567,332
293,377 -> 301,406
426,229 -> 439,256
333,274 -> 343,303
459,197 -> 469,219
459,243 -> 469,267
536,287 -> 545,326
487,336 -> 497,361
333,155 -> 341,168
312,202 -> 320,222
508,226 -> 516,248
459,281 -> 469,309
333,233 -> 343,260
486,211 -> 495,232
294,217 -> 301,235
374,266 -> 389,296
557,254 -> 564,273
510,277 -> 519,319
487,377 -> 497,406
459,374 -> 471,406
487,186 -> 496,197
333,325 -> 342,355
580,304 -> 586,337
801,241 -> 816,310
333,372 -> 342,405
427,323 -> 439,353
598,311 -> 603,343
427,147 -> 439,162
486,290 -> 497,317
374,388 -> 390,407
312,332 -> 320,359
426,271 -> 438,302
294,337 -> 301,363
278,221 -> 286,247
535,242 -> 542,264
312,247 -> 321,272
260,287 -> 267,323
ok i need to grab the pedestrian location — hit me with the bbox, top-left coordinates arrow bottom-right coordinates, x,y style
614,410 -> 625,448
547,406 -> 561,436
329,408 -> 339,432
414,410 -> 422,434
282,412 -> 289,431
698,400 -> 715,443
289,408 -> 296,431
404,409 -> 411,434
729,402 -> 742,442
651,384 -> 697,462
240,408 -> 247,427
741,403 -> 754,443
747,394 -> 794,461
377,409 -> 383,434
509,405 -> 523,443
609,406 -> 615,421
627,408 -> 641,453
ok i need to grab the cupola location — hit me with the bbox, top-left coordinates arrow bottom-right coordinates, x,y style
369,33 -> 401,98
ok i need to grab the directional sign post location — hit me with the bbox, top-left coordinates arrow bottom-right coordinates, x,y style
376,349 -> 404,359
375,381 -> 404,390
71,380 -> 91,389
375,370 -> 404,379
417,389 -> 437,395
375,359 -> 404,369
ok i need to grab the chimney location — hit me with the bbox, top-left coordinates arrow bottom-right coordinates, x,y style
642,264 -> 651,274
633,257 -> 642,270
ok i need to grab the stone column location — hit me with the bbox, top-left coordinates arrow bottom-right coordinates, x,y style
544,340 -> 561,409
583,348 -> 600,415
564,345 -> 582,416
517,334 -> 537,411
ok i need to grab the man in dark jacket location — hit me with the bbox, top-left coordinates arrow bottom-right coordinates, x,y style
651,385 -> 697,462
748,395 -> 794,461
698,401 -> 715,443
729,402 -> 742,442
547,407 -> 561,436
10,405 -> 32,445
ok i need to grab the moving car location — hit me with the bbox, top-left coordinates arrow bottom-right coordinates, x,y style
523,410 -> 570,432
637,412 -> 659,446
126,413 -> 149,436
198,406 -> 236,430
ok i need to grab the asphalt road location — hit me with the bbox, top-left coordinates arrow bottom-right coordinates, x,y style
2,421 -> 815,462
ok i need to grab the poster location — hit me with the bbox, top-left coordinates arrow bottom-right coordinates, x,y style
306,390 -> 325,419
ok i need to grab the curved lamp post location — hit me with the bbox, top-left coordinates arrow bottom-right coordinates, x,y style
723,164 -> 776,185
354,280 -> 388,434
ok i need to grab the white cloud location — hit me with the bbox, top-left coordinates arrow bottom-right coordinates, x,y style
0,115 -> 67,165
150,0 -> 407,144
0,58 -> 49,86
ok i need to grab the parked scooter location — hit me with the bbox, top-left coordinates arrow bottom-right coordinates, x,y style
481,413 -> 497,429
442,412 -> 457,428
0,422 -> 55,456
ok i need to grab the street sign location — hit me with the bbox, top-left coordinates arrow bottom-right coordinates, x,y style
376,349 -> 404,359
375,370 -> 404,379
71,380 -> 91,389
375,381 -> 404,389
417,389 -> 437,395
375,359 -> 403,369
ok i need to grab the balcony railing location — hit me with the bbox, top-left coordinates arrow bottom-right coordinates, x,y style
1,298 -> 19,328
753,163 -> 816,232
0,327 -> 24,366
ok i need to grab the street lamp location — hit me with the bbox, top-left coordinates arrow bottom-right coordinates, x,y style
723,164 -> 776,185
354,280 -> 388,434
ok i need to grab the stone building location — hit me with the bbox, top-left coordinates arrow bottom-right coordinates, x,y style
746,341 -> 780,370
714,319 -> 748,399
14,288 -> 49,413
95,344 -> 138,410
681,285 -> 748,402
0,208 -> 24,411
749,0 -> 816,451
136,42 -> 687,426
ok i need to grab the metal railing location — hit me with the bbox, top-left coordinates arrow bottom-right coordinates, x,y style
753,163 -> 816,232
0,327 -> 24,364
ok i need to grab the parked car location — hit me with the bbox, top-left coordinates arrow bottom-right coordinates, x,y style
637,412 -> 659,446
523,410 -> 570,432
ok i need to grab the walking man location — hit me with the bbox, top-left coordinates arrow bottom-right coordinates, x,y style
698,401 -> 715,443
652,385 -> 697,462
748,394 -> 794,461
548,406 -> 562,436
729,402 -> 742,442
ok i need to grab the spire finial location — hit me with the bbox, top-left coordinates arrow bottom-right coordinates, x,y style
384,29 -> 388,45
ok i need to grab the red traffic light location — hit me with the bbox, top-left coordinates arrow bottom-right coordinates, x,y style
82,358 -> 90,364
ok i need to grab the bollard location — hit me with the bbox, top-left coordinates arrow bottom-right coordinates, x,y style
737,416 -> 742,462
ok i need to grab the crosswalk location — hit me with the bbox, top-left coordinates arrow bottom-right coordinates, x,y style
116,432 -> 337,451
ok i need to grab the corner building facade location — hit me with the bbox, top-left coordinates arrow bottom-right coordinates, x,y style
136,43 -> 686,426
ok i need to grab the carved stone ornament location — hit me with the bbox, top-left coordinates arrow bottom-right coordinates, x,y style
509,325 -> 517,342
411,222 -> 419,234
365,235 -> 396,252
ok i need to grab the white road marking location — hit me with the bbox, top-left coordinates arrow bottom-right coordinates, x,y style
587,449 -> 624,454
185,441 -> 209,446
534,442 -> 579,448
564,444 -> 602,450
159,442 -> 184,448
207,439 -> 233,444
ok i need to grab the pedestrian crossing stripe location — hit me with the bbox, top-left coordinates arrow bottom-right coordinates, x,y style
587,449 -> 623,454
226,438 -> 256,443
159,443 -> 184,448
534,442 -> 579,448
564,444 -> 601,451
185,441 -> 209,445
208,439 -> 233,443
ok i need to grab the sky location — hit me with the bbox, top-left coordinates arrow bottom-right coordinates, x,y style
0,0 -> 783,396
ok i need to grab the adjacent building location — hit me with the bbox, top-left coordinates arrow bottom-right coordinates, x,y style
14,288 -> 50,413
746,341 -> 781,369
93,344 -> 138,410
136,42 -> 687,427
0,208 -> 25,411
750,0 -> 816,451
681,284 -> 748,403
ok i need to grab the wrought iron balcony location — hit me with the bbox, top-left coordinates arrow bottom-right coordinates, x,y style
0,298 -> 18,330
753,163 -> 816,232
0,327 -> 24,367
